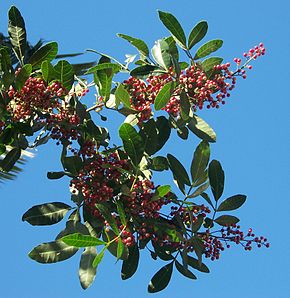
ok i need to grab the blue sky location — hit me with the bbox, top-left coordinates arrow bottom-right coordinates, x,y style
0,1 -> 289,298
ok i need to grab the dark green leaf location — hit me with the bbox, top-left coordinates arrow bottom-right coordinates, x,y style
29,240 -> 78,264
115,84 -> 131,109
22,202 -> 71,226
180,91 -> 191,121
217,195 -> 246,212
167,154 -> 191,186
47,171 -> 65,180
200,192 -> 215,209
121,244 -> 139,280
149,156 -> 169,171
148,262 -> 173,293
194,39 -> 223,60
119,123 -> 145,166
116,200 -> 127,227
175,260 -> 197,279
79,247 -> 97,289
158,11 -> 186,49
177,126 -> 189,140
208,160 -> 224,201
187,115 -> 216,143
139,119 -> 158,156
154,81 -> 176,111
190,141 -> 210,185
117,33 -> 149,57
92,247 -> 106,267
188,21 -> 208,49
61,233 -> 106,247
0,47 -> 14,88
191,214 -> 204,233
191,236 -> 204,265
96,204 -> 119,235
103,230 -> 129,260
130,65 -> 158,78
117,238 -> 124,260
28,41 -> 58,69
8,6 -> 26,65
85,63 -> 121,74
215,215 -> 240,226
62,156 -> 83,176
15,64 -> 32,91
202,57 -> 223,73
187,255 -> 210,273
188,182 -> 209,198
0,147 -> 21,172
155,116 -> 171,151
54,60 -> 74,91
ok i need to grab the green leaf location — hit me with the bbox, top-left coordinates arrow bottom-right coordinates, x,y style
148,262 -> 173,293
116,201 -> 127,227
194,39 -> 223,60
155,116 -> 171,152
61,233 -> 106,247
117,34 -> 149,57
85,63 -> 121,74
22,202 -> 71,226
167,154 -> 191,186
29,240 -> 78,264
154,81 -> 176,111
191,236 -> 204,265
157,185 -> 171,197
95,70 -> 113,99
175,260 -> 197,279
15,64 -> 32,91
92,247 -> 106,267
188,21 -> 208,50
119,123 -> 145,166
187,255 -> 210,273
103,230 -> 129,260
215,215 -> 240,226
191,214 -> 204,233
149,156 -> 169,171
79,247 -> 97,290
28,41 -> 58,69
130,65 -> 158,78
139,119 -> 158,156
202,57 -> 223,73
115,84 -> 131,109
8,6 -> 27,65
188,182 -> 209,198
41,60 -> 56,82
117,238 -> 124,260
0,147 -> 21,172
180,91 -> 190,121
47,171 -> 65,180
190,141 -> 210,185
187,115 -> 216,143
62,156 -> 83,176
121,244 -> 139,280
217,195 -> 247,212
158,11 -> 187,49
0,47 -> 14,88
54,60 -> 74,91
200,192 -> 215,209
151,38 -> 172,70
208,160 -> 224,201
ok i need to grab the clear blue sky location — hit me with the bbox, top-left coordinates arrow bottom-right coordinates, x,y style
0,1 -> 289,297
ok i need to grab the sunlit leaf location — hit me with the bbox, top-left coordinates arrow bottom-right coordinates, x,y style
188,21 -> 208,49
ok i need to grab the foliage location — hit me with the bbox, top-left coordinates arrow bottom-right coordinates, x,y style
0,6 -> 269,293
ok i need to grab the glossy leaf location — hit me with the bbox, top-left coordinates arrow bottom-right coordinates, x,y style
117,238 -> 124,260
202,57 -> 223,72
187,115 -> 216,143
0,147 -> 21,172
61,233 -> 105,247
8,6 -> 26,65
62,156 -> 82,176
215,215 -> 240,226
209,160 -> 224,201
130,65 -> 158,78
139,119 -> 158,155
121,244 -> 139,280
201,192 -> 215,209
22,202 -> 71,226
29,240 -> 78,264
119,123 -> 145,166
148,262 -> 173,293
155,116 -> 171,151
103,230 -> 129,260
0,47 -> 14,88
92,247 -> 106,267
85,63 -> 121,74
188,182 -> 209,198
79,247 -> 97,289
167,154 -> 191,186
154,81 -> 176,111
117,33 -> 149,57
158,11 -> 186,49
188,21 -> 208,49
194,39 -> 223,60
149,156 -> 169,171
28,41 -> 58,69
41,60 -> 56,82
190,141 -> 210,185
115,84 -> 131,109
217,195 -> 247,211
152,38 -> 172,70
15,64 -> 32,90
180,91 -> 190,120
175,260 -> 197,279
54,60 -> 74,91
187,256 -> 210,273
47,171 -> 65,180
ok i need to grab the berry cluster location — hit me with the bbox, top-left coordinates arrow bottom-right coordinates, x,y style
201,224 -> 270,261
